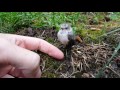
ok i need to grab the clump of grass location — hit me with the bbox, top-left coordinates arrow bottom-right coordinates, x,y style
0,12 -> 82,33
46,37 -> 55,44
0,12 -> 35,33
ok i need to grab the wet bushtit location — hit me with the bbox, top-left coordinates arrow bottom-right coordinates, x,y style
57,23 -> 75,48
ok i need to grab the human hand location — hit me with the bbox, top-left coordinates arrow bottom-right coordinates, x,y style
0,33 -> 64,78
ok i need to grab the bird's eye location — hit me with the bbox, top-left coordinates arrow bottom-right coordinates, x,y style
65,27 -> 68,29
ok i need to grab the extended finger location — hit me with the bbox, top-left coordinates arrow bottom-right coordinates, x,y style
0,34 -> 64,60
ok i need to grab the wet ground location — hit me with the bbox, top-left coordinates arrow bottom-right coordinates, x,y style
15,25 -> 120,78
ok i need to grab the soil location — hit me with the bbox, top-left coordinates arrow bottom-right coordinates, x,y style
15,27 -> 120,78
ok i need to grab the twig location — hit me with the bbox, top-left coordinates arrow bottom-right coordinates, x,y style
89,12 -> 96,17
53,39 -> 57,43
41,30 -> 45,37
60,72 -> 71,78
85,25 -> 104,27
83,56 -> 89,68
55,62 -> 64,73
42,65 -> 53,72
90,73 -> 95,78
99,28 -> 120,38
41,60 -> 46,71
68,71 -> 80,78
80,62 -> 83,72
71,55 -> 76,72
107,66 -> 120,77
60,73 -> 67,78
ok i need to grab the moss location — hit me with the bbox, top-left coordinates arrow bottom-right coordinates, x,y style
46,37 -> 54,43
76,28 -> 105,43
42,71 -> 59,78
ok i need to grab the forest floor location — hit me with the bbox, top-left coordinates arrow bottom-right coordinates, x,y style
1,12 -> 120,78
15,25 -> 120,78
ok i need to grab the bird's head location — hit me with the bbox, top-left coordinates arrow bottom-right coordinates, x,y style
60,23 -> 71,31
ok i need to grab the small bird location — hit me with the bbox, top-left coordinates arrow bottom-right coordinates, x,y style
57,23 -> 83,60
57,23 -> 75,47
57,23 -> 82,49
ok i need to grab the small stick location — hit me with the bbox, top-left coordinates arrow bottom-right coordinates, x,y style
83,56 -> 89,68
55,62 -> 64,73
71,55 -> 75,72
41,30 -> 45,37
107,66 -> 120,77
68,71 -> 80,78
80,62 -> 83,72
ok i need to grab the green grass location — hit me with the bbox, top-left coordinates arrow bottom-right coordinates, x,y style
0,12 -> 82,33
0,12 -> 103,31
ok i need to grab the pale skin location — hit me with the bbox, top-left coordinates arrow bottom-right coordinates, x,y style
0,33 -> 64,78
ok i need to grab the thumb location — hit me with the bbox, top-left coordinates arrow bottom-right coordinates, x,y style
0,38 -> 41,78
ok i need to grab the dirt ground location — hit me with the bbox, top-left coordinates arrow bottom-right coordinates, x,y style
15,26 -> 120,78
